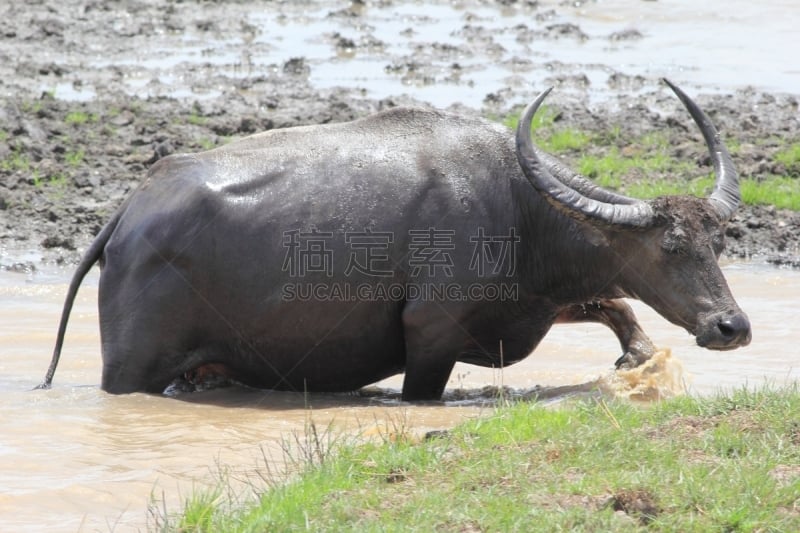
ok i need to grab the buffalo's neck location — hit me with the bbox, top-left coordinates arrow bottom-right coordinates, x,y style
515,196 -> 626,305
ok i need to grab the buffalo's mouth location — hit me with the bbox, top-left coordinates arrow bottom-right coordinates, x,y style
695,311 -> 752,350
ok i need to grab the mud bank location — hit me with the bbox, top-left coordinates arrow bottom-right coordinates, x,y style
1,0 -> 798,270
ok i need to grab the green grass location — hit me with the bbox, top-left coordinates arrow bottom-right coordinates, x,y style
496,110 -> 800,211
0,147 -> 31,172
741,175 -> 800,210
775,143 -> 800,177
577,148 -> 625,189
188,111 -> 207,126
65,110 -> 97,125
575,147 -> 695,192
21,99 -> 43,115
502,106 -> 590,154
540,127 -> 591,153
196,137 -> 217,151
623,175 -> 800,209
501,103 -> 558,133
626,175 -> 716,200
158,385 -> 800,532
64,148 -> 85,167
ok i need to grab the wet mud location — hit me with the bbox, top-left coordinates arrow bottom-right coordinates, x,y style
1,0 -> 798,271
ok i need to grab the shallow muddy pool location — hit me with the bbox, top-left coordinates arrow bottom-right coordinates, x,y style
0,260 -> 797,531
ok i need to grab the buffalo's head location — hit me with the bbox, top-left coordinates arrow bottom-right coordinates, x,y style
516,80 -> 751,350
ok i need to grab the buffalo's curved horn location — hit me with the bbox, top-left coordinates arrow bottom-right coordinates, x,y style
515,88 -> 655,229
663,79 -> 740,221
536,150 -> 640,205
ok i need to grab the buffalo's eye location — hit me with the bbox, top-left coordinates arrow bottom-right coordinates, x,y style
711,231 -> 725,257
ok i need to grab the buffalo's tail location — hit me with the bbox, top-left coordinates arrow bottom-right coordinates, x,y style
35,209 -> 123,390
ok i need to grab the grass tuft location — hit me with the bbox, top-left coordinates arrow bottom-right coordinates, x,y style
64,110 -> 97,125
540,127 -> 591,153
65,148 -> 85,167
740,175 -> 800,210
775,143 -> 800,177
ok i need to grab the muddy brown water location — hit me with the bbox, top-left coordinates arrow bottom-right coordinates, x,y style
0,260 -> 797,531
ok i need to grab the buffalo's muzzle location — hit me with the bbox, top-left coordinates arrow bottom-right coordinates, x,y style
698,311 -> 752,350
717,313 -> 752,345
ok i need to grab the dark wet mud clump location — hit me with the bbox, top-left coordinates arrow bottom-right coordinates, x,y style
1,0 -> 798,269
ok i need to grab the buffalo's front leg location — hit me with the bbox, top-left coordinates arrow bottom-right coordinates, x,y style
401,302 -> 463,402
555,299 -> 657,369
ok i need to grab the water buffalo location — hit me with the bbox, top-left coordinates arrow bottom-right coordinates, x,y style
39,80 -> 750,400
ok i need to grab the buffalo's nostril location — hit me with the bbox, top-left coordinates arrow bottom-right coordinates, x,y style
717,314 -> 751,344
718,321 -> 735,338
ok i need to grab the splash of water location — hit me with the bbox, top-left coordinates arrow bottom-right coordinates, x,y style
600,349 -> 687,402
